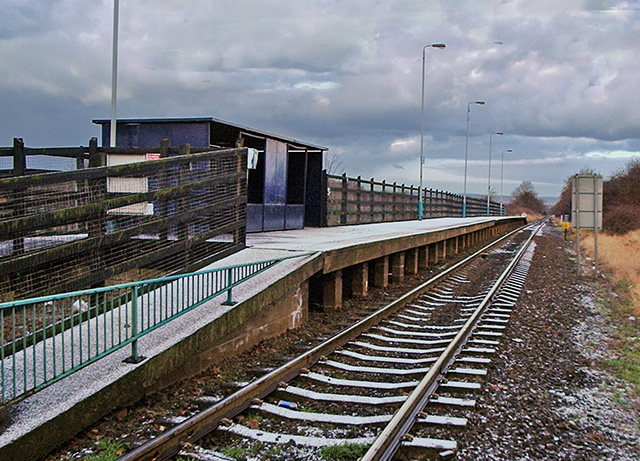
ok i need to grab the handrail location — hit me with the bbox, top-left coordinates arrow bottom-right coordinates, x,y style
0,253 -> 313,404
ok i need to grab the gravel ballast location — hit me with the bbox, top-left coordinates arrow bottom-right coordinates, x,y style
457,224 -> 640,460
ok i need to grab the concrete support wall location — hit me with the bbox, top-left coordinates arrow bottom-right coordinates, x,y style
351,263 -> 369,297
418,246 -> 429,270
429,243 -> 438,265
323,270 -> 343,309
406,248 -> 419,275
390,252 -> 405,283
373,256 -> 389,287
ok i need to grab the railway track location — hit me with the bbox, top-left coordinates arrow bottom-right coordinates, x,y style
119,222 -> 542,461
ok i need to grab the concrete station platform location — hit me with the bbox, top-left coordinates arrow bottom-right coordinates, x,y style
0,216 -> 525,461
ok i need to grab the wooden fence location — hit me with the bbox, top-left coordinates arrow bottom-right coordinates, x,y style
324,173 -> 501,226
0,138 -> 246,300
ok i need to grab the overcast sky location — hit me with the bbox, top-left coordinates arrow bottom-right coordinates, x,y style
2,0 -> 639,200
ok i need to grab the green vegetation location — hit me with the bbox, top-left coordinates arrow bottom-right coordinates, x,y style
320,442 -> 369,460
601,283 -> 640,391
85,438 -> 124,461
248,442 -> 264,458
244,412 -> 263,423
265,445 -> 284,457
220,445 -> 247,460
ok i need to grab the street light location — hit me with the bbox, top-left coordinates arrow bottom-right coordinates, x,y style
110,0 -> 120,147
418,43 -> 446,221
500,149 -> 513,216
462,101 -> 485,218
487,131 -> 503,216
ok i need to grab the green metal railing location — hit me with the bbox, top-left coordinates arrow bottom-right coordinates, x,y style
0,255 -> 309,403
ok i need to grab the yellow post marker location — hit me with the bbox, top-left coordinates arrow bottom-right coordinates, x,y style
562,221 -> 570,240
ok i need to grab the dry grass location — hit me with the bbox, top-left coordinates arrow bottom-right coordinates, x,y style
572,226 -> 640,406
580,229 -> 640,316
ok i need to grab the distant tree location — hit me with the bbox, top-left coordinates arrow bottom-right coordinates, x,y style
326,153 -> 345,175
551,180 -> 572,217
480,187 -> 497,203
508,181 -> 546,215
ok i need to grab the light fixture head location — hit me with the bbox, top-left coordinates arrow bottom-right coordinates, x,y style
476,101 -> 485,105
496,131 -> 504,135
432,43 -> 446,48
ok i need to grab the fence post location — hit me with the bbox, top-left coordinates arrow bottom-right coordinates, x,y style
87,137 -> 107,236
11,138 -> 26,256
12,137 -> 26,177
370,177 -> 375,223
124,285 -> 146,363
392,182 -> 397,221
381,180 -> 386,221
402,183 -> 407,220
178,143 -> 191,256
158,138 -> 170,241
340,173 -> 348,224
322,170 -> 328,227
356,175 -> 362,224
445,191 -> 450,216
410,184 -> 416,220
233,147 -> 247,248
222,268 -> 237,305
88,137 -> 103,168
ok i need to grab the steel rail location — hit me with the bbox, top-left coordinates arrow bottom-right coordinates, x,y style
117,225 -> 527,461
361,222 -> 542,461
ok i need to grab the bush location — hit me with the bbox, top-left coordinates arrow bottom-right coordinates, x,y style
604,204 -> 640,235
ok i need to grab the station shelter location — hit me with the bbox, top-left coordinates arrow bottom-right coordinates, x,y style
93,117 -> 327,232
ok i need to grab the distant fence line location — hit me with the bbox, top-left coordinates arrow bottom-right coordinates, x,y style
0,138 -> 247,300
324,173 -> 501,226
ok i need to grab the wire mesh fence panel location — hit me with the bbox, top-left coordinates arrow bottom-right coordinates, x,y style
0,147 -> 247,301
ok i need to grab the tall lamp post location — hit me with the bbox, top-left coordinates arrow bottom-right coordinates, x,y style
418,43 -> 446,221
500,149 -> 513,216
487,131 -> 503,216
462,101 -> 485,218
110,0 -> 120,147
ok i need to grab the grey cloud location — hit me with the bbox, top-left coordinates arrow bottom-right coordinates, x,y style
1,0 -> 639,200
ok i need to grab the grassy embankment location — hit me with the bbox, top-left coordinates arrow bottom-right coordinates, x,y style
578,229 -> 640,407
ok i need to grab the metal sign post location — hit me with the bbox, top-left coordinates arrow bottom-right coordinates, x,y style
571,174 -> 603,275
